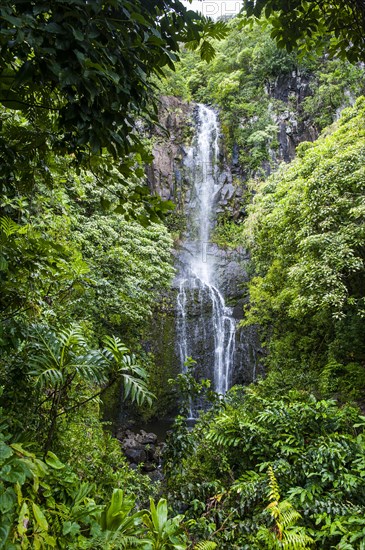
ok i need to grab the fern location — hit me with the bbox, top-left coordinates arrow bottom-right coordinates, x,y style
194,542 -> 217,549
267,466 -> 281,505
0,216 -> 27,238
84,532 -> 143,549
256,467 -> 315,549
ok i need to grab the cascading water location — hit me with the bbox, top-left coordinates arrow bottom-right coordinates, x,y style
176,104 -> 236,403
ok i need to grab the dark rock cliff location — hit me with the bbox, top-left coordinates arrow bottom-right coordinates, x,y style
145,95 -> 195,206
267,69 -> 318,163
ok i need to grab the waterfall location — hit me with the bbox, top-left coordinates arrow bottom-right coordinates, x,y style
176,104 -> 236,401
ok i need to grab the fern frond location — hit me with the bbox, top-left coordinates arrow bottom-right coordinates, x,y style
281,527 -> 314,548
260,467 -> 315,549
194,541 -> 217,549
0,216 -> 27,238
85,532 -> 143,548
279,502 -> 301,529
118,535 -> 145,548
267,466 -> 281,503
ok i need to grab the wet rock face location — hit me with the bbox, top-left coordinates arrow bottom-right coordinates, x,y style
233,324 -> 265,385
267,71 -> 311,104
211,245 -> 250,300
146,97 -> 263,410
146,95 -> 194,206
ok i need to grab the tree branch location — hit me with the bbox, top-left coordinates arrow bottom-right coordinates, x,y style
55,376 -> 118,418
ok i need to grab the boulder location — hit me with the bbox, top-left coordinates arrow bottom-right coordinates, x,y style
124,447 -> 147,464
139,430 -> 158,445
119,430 -> 163,471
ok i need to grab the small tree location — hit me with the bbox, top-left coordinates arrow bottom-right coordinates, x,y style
28,324 -> 154,453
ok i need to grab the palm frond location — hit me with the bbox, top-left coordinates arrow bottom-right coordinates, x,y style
102,335 -> 155,406
122,374 -> 154,407
30,324 -> 61,368
28,324 -> 107,388
57,325 -> 88,362
102,335 -> 129,364
29,367 -> 64,388
72,350 -> 108,385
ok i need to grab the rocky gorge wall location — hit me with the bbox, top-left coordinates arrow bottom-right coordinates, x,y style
144,68 -> 332,417
145,97 -> 263,417
267,69 -> 318,164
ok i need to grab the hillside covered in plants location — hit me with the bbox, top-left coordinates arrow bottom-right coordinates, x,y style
1,1 -> 365,548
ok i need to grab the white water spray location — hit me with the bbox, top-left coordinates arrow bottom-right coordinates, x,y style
176,104 -> 236,398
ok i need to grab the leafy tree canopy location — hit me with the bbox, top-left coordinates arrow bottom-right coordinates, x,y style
0,0 -> 227,160
242,0 -> 365,62
241,97 -> 365,401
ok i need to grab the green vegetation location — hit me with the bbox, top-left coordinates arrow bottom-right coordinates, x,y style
242,0 -> 365,63
164,385 -> 365,549
0,1 -> 218,546
155,14 -> 365,549
244,97 -> 365,402
0,0 -> 226,158
160,17 -> 365,175
210,218 -> 245,250
1,2 -> 365,547
1,402 -> 185,548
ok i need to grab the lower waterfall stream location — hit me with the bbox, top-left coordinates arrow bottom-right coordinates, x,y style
176,104 -> 237,405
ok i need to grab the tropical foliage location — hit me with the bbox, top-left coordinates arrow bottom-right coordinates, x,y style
0,0 -> 227,159
151,20 -> 365,550
0,403 -> 184,549
158,17 -> 365,175
163,386 -> 365,549
1,3 -> 365,549
0,2 -> 195,546
243,97 -> 365,401
241,0 -> 365,62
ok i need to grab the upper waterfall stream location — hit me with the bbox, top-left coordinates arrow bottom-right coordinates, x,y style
176,104 -> 236,402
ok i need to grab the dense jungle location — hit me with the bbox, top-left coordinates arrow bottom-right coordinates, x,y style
1,1 -> 365,548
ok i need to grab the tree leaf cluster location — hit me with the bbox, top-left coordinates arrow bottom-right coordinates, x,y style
0,0 -> 225,160
241,0 -> 365,63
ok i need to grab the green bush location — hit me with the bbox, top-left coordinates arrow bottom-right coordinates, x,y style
164,385 -> 365,549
